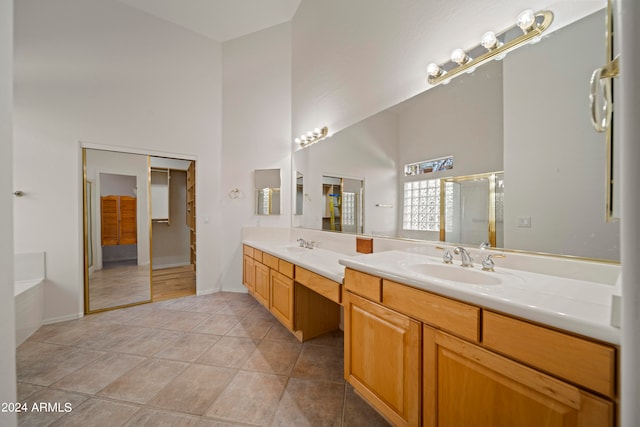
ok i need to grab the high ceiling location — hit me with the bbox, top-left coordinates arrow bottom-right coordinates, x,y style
116,0 -> 301,42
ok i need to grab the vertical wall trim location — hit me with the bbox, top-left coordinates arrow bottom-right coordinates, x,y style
619,0 -> 640,426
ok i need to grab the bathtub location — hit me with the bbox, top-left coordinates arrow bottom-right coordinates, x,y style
14,252 -> 45,347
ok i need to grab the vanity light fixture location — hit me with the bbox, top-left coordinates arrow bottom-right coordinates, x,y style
426,9 -> 553,85
295,126 -> 331,148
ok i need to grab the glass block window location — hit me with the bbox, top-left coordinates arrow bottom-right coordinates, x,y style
342,192 -> 355,226
403,179 -> 441,231
260,188 -> 270,214
404,156 -> 453,176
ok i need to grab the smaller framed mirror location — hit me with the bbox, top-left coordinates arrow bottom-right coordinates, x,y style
255,169 -> 281,215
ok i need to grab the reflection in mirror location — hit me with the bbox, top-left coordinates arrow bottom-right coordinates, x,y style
294,171 -> 304,215
255,169 -> 281,215
83,149 -> 151,312
443,172 -> 503,248
322,176 -> 364,234
293,7 -> 619,261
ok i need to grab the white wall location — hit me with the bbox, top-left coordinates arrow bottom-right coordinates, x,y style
13,0 -> 222,322
503,10 -> 619,260
220,23 -> 292,292
0,0 -> 17,425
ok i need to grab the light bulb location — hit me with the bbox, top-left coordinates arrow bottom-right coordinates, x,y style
307,131 -> 313,137
294,137 -> 301,144
516,9 -> 536,33
426,62 -> 442,77
450,48 -> 470,65
480,31 -> 501,50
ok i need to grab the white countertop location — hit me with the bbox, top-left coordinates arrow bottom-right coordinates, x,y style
340,250 -> 620,345
243,240 -> 346,284
243,240 -> 620,345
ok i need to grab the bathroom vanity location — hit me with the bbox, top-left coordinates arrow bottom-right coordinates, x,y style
242,236 -> 619,427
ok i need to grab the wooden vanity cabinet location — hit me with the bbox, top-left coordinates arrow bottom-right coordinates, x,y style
242,255 -> 255,292
270,268 -> 294,329
344,291 -> 421,427
253,261 -> 270,308
342,267 -> 617,427
423,327 -> 613,427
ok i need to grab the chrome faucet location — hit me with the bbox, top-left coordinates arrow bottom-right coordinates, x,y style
454,246 -> 474,267
481,254 -> 506,272
296,238 -> 315,249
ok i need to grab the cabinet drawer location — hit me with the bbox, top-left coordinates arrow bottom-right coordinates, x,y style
243,245 -> 254,257
295,267 -> 341,304
483,311 -> 616,398
262,253 -> 279,270
279,259 -> 294,279
253,249 -> 263,263
383,280 -> 480,342
344,268 -> 381,302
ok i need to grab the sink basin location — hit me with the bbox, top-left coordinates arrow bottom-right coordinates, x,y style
408,263 -> 502,285
281,246 -> 310,254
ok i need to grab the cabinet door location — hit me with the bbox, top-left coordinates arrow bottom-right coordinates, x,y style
118,196 -> 137,245
101,196 -> 119,246
243,255 -> 255,292
270,269 -> 294,329
423,328 -> 613,427
254,262 -> 270,308
344,291 -> 421,427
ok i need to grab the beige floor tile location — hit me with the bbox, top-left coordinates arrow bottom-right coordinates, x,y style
205,370 -> 287,426
50,398 -> 139,427
191,314 -> 241,335
303,329 -> 344,348
98,358 -> 188,404
154,332 -> 220,362
52,353 -> 146,394
343,385 -> 391,426
243,339 -> 302,375
149,364 -> 236,415
196,336 -> 259,368
262,321 -> 300,343
16,382 -> 45,401
123,407 -> 201,426
272,378 -> 345,426
113,328 -> 182,356
126,308 -> 184,328
226,317 -> 274,339
157,311 -> 211,331
17,387 -> 89,427
185,298 -> 229,314
17,342 -> 104,386
244,305 -> 275,322
292,344 -> 345,383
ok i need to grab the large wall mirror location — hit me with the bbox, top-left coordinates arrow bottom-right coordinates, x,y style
83,148 -> 197,313
292,4 -> 620,262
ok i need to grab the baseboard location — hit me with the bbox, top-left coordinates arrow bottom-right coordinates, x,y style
43,312 -> 83,325
152,261 -> 191,270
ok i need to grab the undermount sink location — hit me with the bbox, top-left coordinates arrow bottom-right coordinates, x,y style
408,263 -> 503,285
282,246 -> 310,254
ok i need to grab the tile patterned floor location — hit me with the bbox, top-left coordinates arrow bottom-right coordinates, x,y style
16,292 -> 391,426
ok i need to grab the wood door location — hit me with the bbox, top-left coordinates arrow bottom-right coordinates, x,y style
253,262 -> 270,308
344,291 -> 421,427
243,255 -> 255,292
423,328 -> 614,427
101,196 -> 119,246
270,269 -> 294,329
118,196 -> 137,245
